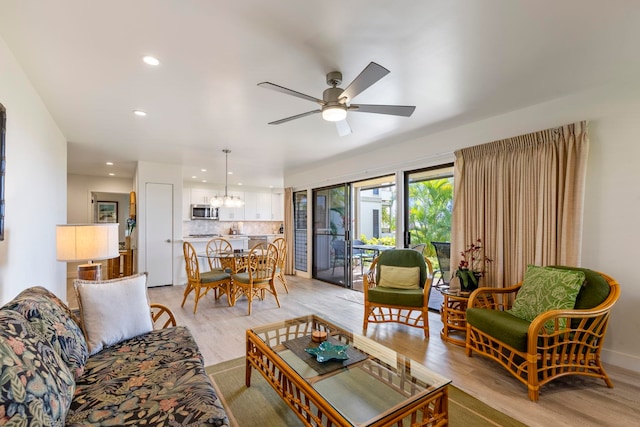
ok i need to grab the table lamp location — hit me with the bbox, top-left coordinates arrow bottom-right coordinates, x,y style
56,223 -> 119,281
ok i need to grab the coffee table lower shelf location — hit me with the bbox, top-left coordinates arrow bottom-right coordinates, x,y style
246,315 -> 449,427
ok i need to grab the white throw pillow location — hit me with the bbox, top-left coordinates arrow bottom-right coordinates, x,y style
74,273 -> 153,355
378,265 -> 421,289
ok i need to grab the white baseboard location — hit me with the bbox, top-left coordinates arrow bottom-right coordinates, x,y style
601,348 -> 640,373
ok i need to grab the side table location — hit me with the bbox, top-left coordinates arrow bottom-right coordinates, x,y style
437,286 -> 471,346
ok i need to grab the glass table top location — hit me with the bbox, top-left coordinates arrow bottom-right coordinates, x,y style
249,314 -> 450,425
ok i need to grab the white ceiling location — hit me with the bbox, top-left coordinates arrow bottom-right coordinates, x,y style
1,1 -> 639,188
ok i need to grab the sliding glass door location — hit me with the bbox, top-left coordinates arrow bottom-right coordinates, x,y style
312,185 -> 351,287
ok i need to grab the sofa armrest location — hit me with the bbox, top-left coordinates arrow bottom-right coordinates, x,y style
468,283 -> 521,310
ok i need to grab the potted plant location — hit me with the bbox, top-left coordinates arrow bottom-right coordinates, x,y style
454,238 -> 492,291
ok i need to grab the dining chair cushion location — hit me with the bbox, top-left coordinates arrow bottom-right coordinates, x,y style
74,274 -> 153,355
379,265 -> 421,289
231,272 -> 270,285
200,270 -> 231,283
367,287 -> 424,307
507,265 -> 585,331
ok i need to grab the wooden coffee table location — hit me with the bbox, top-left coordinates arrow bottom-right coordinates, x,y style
246,314 -> 450,426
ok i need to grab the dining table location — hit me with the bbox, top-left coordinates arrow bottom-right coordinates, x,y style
198,250 -> 250,274
351,243 -> 394,259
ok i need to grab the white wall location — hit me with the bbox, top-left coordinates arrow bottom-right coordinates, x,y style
0,36 -> 67,304
285,77 -> 640,372
67,174 -> 133,224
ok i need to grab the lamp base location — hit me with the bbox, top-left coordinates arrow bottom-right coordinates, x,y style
78,264 -> 101,281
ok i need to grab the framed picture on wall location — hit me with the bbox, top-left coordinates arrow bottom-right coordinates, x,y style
97,201 -> 118,223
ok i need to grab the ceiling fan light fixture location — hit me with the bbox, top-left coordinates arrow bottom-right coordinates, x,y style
322,106 -> 347,122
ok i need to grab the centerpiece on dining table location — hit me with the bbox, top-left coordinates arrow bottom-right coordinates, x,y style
453,238 -> 492,292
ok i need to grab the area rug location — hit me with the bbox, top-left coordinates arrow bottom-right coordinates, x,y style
206,357 -> 526,427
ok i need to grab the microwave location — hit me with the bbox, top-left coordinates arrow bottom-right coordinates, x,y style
191,204 -> 219,220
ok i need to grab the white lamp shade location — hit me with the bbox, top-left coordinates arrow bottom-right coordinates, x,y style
56,224 -> 120,262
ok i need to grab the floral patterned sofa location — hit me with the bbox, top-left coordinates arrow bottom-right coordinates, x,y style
0,285 -> 229,426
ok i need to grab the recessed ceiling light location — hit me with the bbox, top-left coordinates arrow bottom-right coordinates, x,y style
201,169 -> 207,172
201,180 -> 207,183
142,56 -> 160,66
238,183 -> 243,186
108,173 -> 115,176
227,171 -> 233,175
106,162 -> 114,166
133,110 -> 147,116
191,175 -> 197,179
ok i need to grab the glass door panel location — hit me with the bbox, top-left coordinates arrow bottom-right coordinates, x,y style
352,175 -> 396,291
312,185 -> 350,287
294,190 -> 307,272
404,166 -> 454,310
404,166 -> 454,253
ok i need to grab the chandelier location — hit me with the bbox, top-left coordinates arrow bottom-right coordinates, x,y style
210,149 -> 243,208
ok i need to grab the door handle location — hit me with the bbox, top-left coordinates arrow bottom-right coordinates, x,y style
165,239 -> 171,243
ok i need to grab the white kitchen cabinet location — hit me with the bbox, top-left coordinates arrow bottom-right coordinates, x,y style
244,192 -> 272,221
271,192 -> 284,221
217,191 -> 245,221
190,188 -> 218,206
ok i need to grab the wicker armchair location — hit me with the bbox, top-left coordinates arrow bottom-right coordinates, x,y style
363,249 -> 433,338
465,266 -> 620,401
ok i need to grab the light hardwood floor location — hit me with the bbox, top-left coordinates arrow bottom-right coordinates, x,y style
145,275 -> 640,427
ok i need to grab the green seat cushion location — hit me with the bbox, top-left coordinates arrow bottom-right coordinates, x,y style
231,272 -> 270,285
368,287 -> 424,307
508,265 -> 585,331
201,270 -> 230,284
466,308 -> 531,352
375,249 -> 427,288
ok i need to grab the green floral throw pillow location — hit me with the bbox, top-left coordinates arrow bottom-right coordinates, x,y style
508,265 -> 585,331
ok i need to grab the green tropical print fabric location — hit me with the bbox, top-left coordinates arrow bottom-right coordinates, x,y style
0,309 -> 76,426
3,286 -> 88,380
66,326 -> 229,426
508,265 -> 585,331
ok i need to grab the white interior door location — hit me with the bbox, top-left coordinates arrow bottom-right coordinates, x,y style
146,183 -> 173,287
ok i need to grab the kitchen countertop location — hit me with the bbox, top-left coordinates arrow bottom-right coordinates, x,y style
182,235 -> 250,242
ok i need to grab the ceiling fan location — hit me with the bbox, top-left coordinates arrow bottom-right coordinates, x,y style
258,62 -> 416,136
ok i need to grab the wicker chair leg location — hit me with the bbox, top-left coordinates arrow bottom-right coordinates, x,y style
181,283 -> 193,308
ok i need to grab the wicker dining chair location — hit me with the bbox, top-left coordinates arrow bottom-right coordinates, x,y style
272,237 -> 289,293
181,241 -> 233,313
231,242 -> 281,315
205,237 -> 233,272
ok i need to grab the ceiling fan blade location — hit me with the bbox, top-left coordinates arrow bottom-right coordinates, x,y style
349,104 -> 416,117
335,119 -> 352,137
258,82 -> 323,104
267,109 -> 321,125
340,62 -> 390,102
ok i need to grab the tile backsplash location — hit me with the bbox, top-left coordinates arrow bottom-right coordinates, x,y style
183,220 -> 283,237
